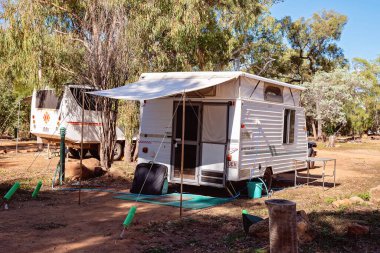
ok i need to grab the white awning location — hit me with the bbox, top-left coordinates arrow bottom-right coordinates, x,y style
88,72 -> 240,100
88,71 -> 305,100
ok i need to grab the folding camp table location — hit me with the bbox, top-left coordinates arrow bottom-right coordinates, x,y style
293,157 -> 336,189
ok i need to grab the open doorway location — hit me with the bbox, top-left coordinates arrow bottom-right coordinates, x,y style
171,102 -> 201,184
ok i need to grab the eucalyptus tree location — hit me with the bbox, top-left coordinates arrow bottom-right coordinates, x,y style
352,57 -> 380,133
302,68 -> 368,139
34,0 -> 136,168
280,10 -> 348,84
1,0 -> 285,167
128,0 -> 283,73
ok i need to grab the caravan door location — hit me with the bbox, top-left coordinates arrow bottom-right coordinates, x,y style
171,103 -> 201,185
199,103 -> 229,187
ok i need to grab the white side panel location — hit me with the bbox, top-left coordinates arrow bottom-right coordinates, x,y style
137,98 -> 173,169
226,99 -> 241,181
200,144 -> 225,172
239,100 -> 307,180
62,90 -> 102,143
30,89 -> 61,140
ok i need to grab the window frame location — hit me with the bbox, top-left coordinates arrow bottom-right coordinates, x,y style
264,84 -> 284,103
283,108 -> 296,144
35,90 -> 62,110
70,87 -> 102,111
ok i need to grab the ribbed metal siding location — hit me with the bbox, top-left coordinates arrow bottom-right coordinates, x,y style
239,100 -> 307,179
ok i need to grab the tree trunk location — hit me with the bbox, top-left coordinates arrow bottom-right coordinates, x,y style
99,98 -> 118,170
124,141 -> 131,164
265,199 -> 298,253
311,119 -> 317,140
132,141 -> 139,162
316,102 -> 323,140
317,119 -> 322,140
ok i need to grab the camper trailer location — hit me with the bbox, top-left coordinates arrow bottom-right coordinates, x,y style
30,84 -> 125,160
91,71 -> 308,188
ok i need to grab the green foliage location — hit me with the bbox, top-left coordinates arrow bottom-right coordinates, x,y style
280,10 -> 348,83
0,85 -> 17,134
352,57 -> 380,133
357,192 -> 370,201
118,101 -> 140,142
324,196 -> 336,204
128,0 -> 281,72
0,1 -> 72,92
0,0 -> 378,142
302,68 -> 369,134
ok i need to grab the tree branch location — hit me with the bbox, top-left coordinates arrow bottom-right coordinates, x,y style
54,29 -> 91,53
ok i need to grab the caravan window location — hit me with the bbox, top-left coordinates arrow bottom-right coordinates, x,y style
35,90 -> 62,109
283,109 -> 295,144
70,87 -> 101,111
264,85 -> 283,103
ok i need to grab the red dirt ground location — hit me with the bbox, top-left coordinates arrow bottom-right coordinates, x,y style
0,140 -> 379,252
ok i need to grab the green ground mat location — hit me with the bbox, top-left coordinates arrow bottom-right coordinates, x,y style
114,193 -> 232,209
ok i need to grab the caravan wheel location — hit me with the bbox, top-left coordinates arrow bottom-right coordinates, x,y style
68,148 -> 88,159
113,142 -> 124,161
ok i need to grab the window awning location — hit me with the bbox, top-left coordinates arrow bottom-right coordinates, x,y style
88,72 -> 240,100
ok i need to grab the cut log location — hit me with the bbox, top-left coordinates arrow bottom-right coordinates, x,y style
265,199 -> 298,253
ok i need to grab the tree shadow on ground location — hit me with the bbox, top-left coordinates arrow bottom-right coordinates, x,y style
302,209 -> 380,253
1,175 -> 379,253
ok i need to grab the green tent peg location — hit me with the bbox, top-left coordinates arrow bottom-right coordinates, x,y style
123,206 -> 137,227
242,209 -> 248,214
32,181 -> 42,198
4,182 -> 20,201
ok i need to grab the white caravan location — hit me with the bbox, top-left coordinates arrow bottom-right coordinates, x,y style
30,84 -> 125,160
91,72 -> 308,188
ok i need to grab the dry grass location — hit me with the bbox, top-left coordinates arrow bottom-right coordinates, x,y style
0,141 -> 380,252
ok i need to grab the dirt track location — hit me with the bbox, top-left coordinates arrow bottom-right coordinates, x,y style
0,141 -> 379,252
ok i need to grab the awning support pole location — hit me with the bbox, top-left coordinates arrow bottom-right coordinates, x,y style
16,101 -> 20,154
79,91 -> 85,205
180,92 -> 186,218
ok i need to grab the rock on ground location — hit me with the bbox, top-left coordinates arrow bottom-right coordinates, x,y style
65,158 -> 104,180
369,185 -> 380,203
332,199 -> 352,208
248,218 -> 269,239
349,196 -> 365,204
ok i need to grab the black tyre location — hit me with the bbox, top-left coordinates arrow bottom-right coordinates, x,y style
113,142 -> 123,161
89,148 -> 100,158
68,148 -> 88,159
68,148 -> 80,158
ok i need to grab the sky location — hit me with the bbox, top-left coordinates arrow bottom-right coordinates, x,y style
270,0 -> 380,63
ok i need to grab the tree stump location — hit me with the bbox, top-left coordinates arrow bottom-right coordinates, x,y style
326,135 -> 336,148
265,199 -> 298,253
